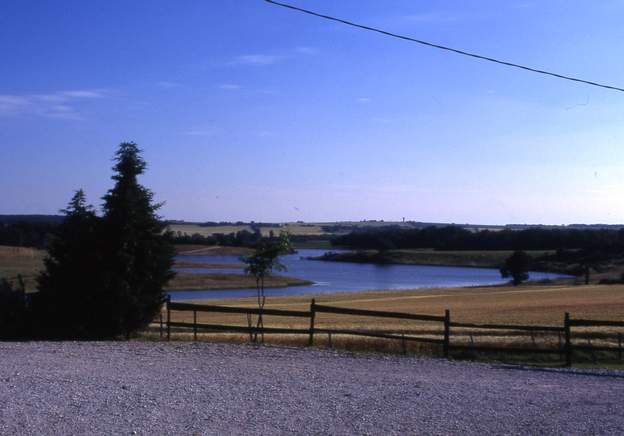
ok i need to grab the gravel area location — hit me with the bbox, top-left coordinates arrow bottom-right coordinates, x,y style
0,342 -> 623,435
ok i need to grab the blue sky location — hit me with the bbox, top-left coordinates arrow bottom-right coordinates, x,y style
2,0 -> 624,224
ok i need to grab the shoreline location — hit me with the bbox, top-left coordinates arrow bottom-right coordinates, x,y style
166,271 -> 314,291
309,249 -> 578,276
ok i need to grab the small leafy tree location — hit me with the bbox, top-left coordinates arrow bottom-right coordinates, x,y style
500,250 -> 531,286
242,232 -> 292,343
99,142 -> 176,338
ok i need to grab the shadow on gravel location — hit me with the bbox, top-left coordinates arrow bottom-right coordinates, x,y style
493,364 -> 624,379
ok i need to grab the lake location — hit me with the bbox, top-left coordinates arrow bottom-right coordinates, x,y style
169,249 -> 569,300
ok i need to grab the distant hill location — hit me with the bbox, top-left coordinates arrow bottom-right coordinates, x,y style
506,223 -> 624,230
0,215 -> 64,225
167,219 -> 624,236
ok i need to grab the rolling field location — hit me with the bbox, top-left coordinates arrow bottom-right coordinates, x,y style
169,272 -> 312,290
0,245 -> 308,292
168,220 -> 450,238
169,222 -> 330,237
162,283 -> 624,363
170,283 -> 624,330
0,246 -> 45,291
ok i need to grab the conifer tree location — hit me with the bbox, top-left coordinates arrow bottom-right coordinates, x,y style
99,142 -> 175,338
35,189 -> 101,337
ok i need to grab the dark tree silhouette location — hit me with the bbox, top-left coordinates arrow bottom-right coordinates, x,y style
34,190 -> 102,338
0,276 -> 29,339
99,142 -> 175,338
500,250 -> 531,286
242,232 -> 292,343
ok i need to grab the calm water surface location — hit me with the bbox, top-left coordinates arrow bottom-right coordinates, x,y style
169,249 -> 569,300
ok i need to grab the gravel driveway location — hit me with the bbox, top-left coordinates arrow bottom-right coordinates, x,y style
0,342 -> 623,435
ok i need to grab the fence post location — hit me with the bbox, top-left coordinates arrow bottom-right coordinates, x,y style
193,309 -> 197,341
443,309 -> 450,358
308,299 -> 316,346
564,312 -> 572,367
246,313 -> 254,343
166,295 -> 171,341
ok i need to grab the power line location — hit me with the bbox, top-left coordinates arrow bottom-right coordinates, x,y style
264,0 -> 624,93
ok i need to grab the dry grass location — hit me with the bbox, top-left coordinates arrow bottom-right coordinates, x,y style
174,261 -> 244,269
167,272 -> 313,291
170,224 -> 253,237
0,245 -> 305,292
174,245 -> 253,256
0,246 -> 45,291
169,223 -> 330,237
161,283 -> 624,362
184,284 -> 624,327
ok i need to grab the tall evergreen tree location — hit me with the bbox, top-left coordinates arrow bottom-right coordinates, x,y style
100,142 -> 175,338
35,189 -> 102,338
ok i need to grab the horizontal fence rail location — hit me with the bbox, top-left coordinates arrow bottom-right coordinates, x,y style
160,298 -> 623,366
169,301 -> 311,318
314,328 -> 444,344
449,344 -> 564,355
312,303 -> 445,322
450,322 -> 563,332
309,301 -> 449,355
569,319 -> 624,328
167,322 -> 311,336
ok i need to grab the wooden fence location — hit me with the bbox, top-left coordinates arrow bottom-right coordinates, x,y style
160,297 -> 624,366
565,314 -> 624,365
166,300 -> 311,342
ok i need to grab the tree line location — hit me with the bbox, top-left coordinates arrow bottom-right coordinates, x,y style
331,225 -> 624,251
0,221 -> 59,248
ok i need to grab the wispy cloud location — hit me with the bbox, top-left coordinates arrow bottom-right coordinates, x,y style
294,46 -> 319,55
0,95 -> 31,115
231,54 -> 284,66
155,81 -> 183,89
381,9 -> 479,29
182,127 -> 218,136
357,97 -> 372,104
227,47 -> 317,68
217,83 -> 241,90
0,89 -> 108,120
512,2 -> 533,9
400,12 -> 460,24
59,90 -> 105,98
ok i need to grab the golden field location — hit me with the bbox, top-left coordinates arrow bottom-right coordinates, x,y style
168,283 -> 624,330
169,222 -> 330,237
